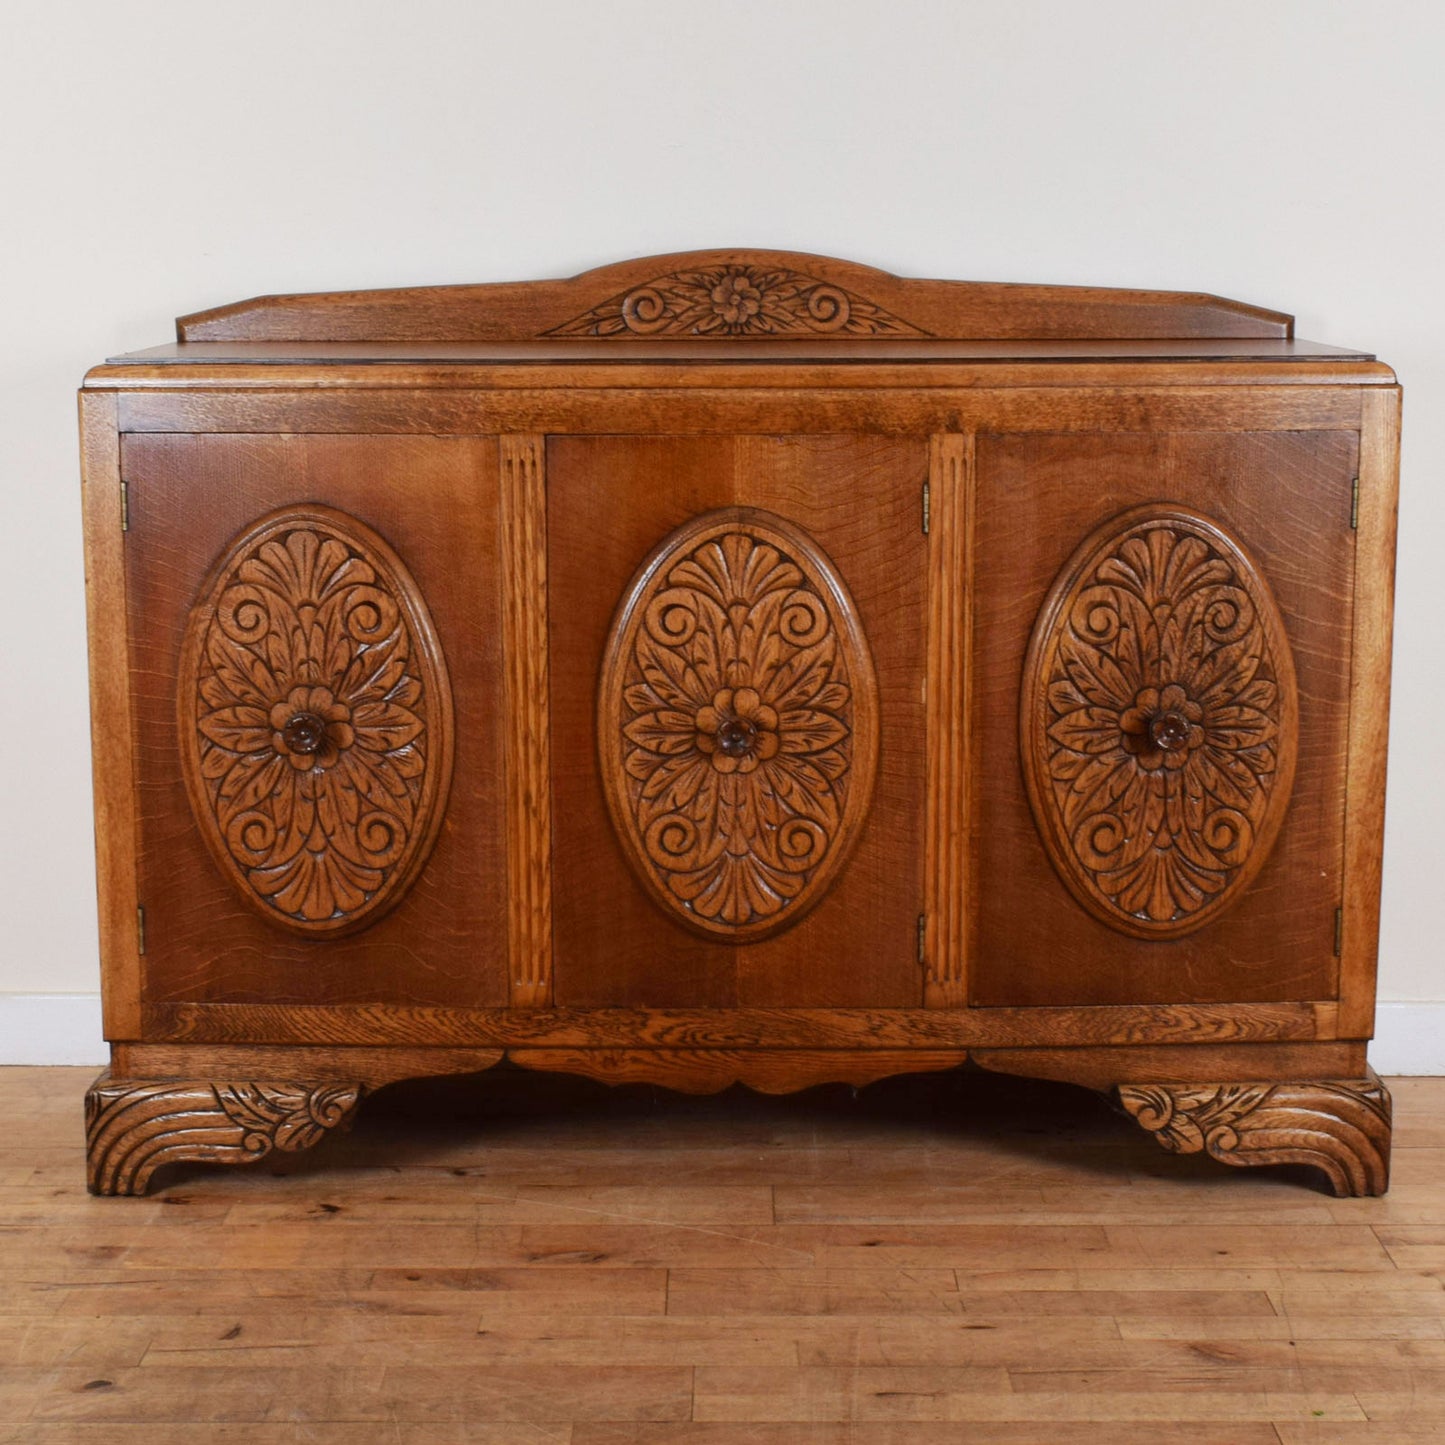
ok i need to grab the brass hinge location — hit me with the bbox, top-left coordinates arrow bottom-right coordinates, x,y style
921,481 -> 931,536
120,479 -> 130,532
1333,905 -> 1343,957
917,913 -> 927,966
136,904 -> 147,956
1350,476 -> 1360,530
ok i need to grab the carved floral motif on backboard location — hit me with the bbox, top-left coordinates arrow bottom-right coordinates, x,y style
178,505 -> 454,935
600,509 -> 879,940
1021,505 -> 1298,938
545,263 -> 927,338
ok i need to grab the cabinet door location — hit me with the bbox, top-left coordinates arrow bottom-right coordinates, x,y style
121,433 -> 508,1008
548,434 -> 927,1007
970,429 -> 1358,1006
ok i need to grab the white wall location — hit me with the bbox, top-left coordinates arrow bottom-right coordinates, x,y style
2,0 -> 1441,1064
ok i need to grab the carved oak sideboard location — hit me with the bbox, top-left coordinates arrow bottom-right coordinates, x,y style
78,251 -> 1399,1196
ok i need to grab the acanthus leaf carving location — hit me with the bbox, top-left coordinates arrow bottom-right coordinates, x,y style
1118,1071 -> 1392,1197
212,1082 -> 361,1153
85,1073 -> 365,1196
178,505 -> 454,936
600,509 -> 879,940
545,263 -> 928,339
1021,505 -> 1299,938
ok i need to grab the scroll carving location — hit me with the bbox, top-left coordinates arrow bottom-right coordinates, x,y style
1021,505 -> 1298,938
545,262 -> 927,338
178,505 -> 454,936
600,508 -> 879,940
1118,1070 -> 1391,1197
86,1072 -> 364,1195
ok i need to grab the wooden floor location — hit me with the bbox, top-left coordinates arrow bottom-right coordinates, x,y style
2,1066 -> 1444,1442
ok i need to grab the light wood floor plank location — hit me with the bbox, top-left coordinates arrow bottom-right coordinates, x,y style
574,1427 -> 1282,1445
691,1364 -> 1367,1421
0,1428 -> 567,1445
3,1065 -> 1444,1435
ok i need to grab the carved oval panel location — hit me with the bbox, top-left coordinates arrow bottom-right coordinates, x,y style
1020,504 -> 1299,939
600,508 -> 879,941
177,505 -> 454,936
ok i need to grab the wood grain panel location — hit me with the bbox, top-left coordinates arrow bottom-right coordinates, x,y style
499,435 -> 553,1006
173,249 -> 1294,342
110,336 -> 1377,367
547,434 -> 927,1009
113,1043 -> 504,1089
115,1037 -> 1362,1093
970,430 -> 1359,1007
142,1000 -> 1328,1050
924,433 -> 972,1006
1339,388 -> 1402,1036
112,382 -> 1369,440
122,434 -> 508,1009
974,1041 -> 1365,1090
79,391 -> 142,1038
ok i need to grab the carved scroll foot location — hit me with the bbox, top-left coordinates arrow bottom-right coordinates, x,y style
1117,1068 -> 1391,1197
85,1071 -> 365,1196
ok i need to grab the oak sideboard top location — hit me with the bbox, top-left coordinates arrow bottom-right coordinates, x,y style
82,249 -> 1391,390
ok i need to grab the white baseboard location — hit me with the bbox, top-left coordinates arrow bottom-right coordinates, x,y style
1370,1003 -> 1445,1077
1,993 -> 1442,1074
0,994 -> 106,1065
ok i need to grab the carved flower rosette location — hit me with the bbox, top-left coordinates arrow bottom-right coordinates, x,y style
177,505 -> 454,936
600,509 -> 879,941
1020,504 -> 1299,938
